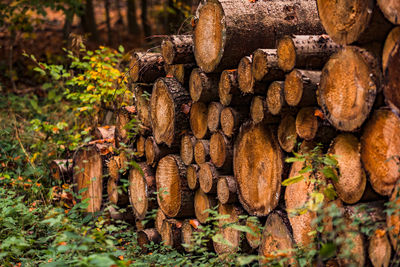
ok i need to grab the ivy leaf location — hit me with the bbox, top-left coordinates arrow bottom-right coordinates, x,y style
212,234 -> 233,247
285,157 -> 305,163
319,242 -> 336,260
282,175 -> 304,186
118,45 -> 125,53
323,184 -> 337,201
299,166 -> 312,174
322,166 -> 338,182
323,156 -> 338,166
229,224 -> 254,235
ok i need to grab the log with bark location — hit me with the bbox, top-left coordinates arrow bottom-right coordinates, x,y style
252,49 -> 285,82
277,114 -> 298,153
50,159 -> 73,182
193,0 -> 323,72
238,56 -> 265,95
189,68 -> 220,103
136,135 -> 146,158
207,102 -> 223,133
198,162 -> 219,194
145,136 -> 177,167
130,52 -> 165,83
187,164 -> 200,190
266,81 -> 287,116
284,69 -> 320,107
383,41 -> 400,116
137,228 -> 161,253
194,139 -> 210,165
161,35 -> 194,65
160,219 -> 183,250
150,78 -> 191,147
377,0 -> 400,25
156,155 -> 194,218
382,27 -> 400,72
217,175 -> 238,205
115,106 -> 136,145
218,69 -> 240,106
317,46 -> 381,132
180,134 -> 196,166
249,96 -> 280,125
316,0 -> 392,45
210,131 -> 233,171
234,122 -> 283,216
128,162 -> 157,220
194,188 -> 217,223
107,156 -> 129,207
134,84 -> 152,130
190,102 -> 209,139
220,107 -> 246,138
277,35 -> 340,72
361,109 -> 400,196
164,63 -> 194,86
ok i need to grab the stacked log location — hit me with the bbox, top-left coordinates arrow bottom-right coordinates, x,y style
64,0 -> 400,263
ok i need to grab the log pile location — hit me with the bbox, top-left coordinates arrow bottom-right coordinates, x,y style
61,0 -> 400,265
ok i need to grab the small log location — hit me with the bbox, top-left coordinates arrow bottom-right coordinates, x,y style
234,122 -> 283,216
136,135 -> 146,158
194,0 -> 323,73
190,101 -> 209,139
128,162 -> 156,220
194,188 -> 217,223
277,35 -> 340,72
180,134 -> 196,166
134,84 -> 153,130
155,208 -> 167,233
156,155 -> 194,218
150,77 -> 191,147
368,229 -> 392,267
259,212 -> 296,266
252,49 -> 285,82
194,139 -> 210,165
130,52 -> 165,83
377,0 -> 400,25
284,69 -> 320,107
145,136 -> 177,167
220,106 -> 246,138
92,126 -> 115,140
249,96 -> 280,125
245,216 -> 262,249
382,27 -> 400,72
384,41 -> 400,116
328,134 -> 366,204
107,156 -> 129,207
210,131 -> 233,171
49,159 -> 73,182
266,81 -> 287,116
237,56 -> 265,95
137,228 -> 161,253
295,107 -> 319,141
387,183 -> 400,251
218,69 -> 240,106
217,176 -> 238,205
361,109 -> 400,196
187,164 -> 200,190
207,102 -> 223,133
318,46 -> 381,132
115,106 -> 136,145
213,203 -> 243,255
107,205 -> 135,223
164,63 -> 194,86
198,162 -> 219,194
189,68 -> 219,103
316,0 -> 392,45
161,35 -> 194,65
277,114 -> 298,153
161,219 -> 183,250
181,219 -> 208,252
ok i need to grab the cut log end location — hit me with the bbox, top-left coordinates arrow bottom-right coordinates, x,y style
180,134 -> 195,165
284,69 -> 305,107
194,140 -> 210,165
137,229 -> 161,253
161,35 -> 194,65
136,135 -> 146,158
277,36 -> 296,72
145,137 -> 156,166
220,107 -> 239,138
155,209 -> 166,233
187,164 -> 200,190
190,102 -> 208,139
250,96 -> 266,124
161,219 -> 182,250
238,56 -> 255,94
266,81 -> 285,115
217,176 -> 238,204
278,114 -> 297,153
207,102 -> 223,133
181,219 -> 202,252
368,229 -> 391,267
382,27 -> 400,72
377,0 -> 400,25
384,41 -> 400,116
218,69 -> 238,106
194,189 -> 216,223
296,107 -> 318,141
210,131 -> 231,169
245,217 -> 262,249
199,162 -> 219,194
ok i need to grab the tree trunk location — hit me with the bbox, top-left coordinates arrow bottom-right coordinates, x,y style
162,35 -> 194,65
198,162 -> 219,194
252,49 -> 285,82
210,131 -> 233,171
316,0 -> 392,45
318,46 -> 381,132
234,122 -> 283,216
104,0 -> 112,45
180,134 -> 196,165
328,134 -> 366,204
295,107 -> 319,141
81,0 -> 99,42
140,0 -> 151,38
50,159 -> 73,182
194,188 -> 217,223
277,35 -> 341,72
161,219 -> 183,250
194,139 -> 210,165
156,155 -> 194,218
130,52 -> 165,83
259,212 -> 296,266
237,56 -> 266,95
137,228 -> 161,253
217,175 -> 238,204
92,126 -> 115,141
189,68 -> 220,103
207,102 -> 223,133
115,106 -> 136,145
284,69 -> 320,107
194,0 -> 323,73
128,162 -> 156,220
266,81 -> 287,116
134,84 -> 152,131
136,135 -> 146,158
145,136 -> 178,167
187,164 -> 200,190
164,64 -> 194,86
190,101 -> 209,139
368,228 -> 392,267
361,109 -> 400,196
383,41 -> 400,116
127,0 -> 141,36
250,96 -> 280,125
277,114 -> 297,153
220,107 -> 246,138
150,78 -> 191,147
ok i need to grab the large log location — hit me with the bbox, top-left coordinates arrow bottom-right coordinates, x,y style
316,0 -> 392,45
194,139 -> 210,165
180,134 -> 196,166
217,175 -> 238,204
156,155 -> 194,218
210,131 -> 233,171
284,69 -> 320,107
187,164 -> 200,190
383,41 -> 400,116
49,159 -> 73,182
361,109 -> 400,196
198,162 -> 219,194
259,212 -> 296,266
277,35 -> 340,72
377,0 -> 400,25
161,35 -> 194,65
193,0 -> 323,73
189,68 -> 220,103
277,114 -> 297,153
318,46 -> 381,132
129,52 -> 165,83
252,49 -> 285,82
234,122 -> 283,216
328,134 -> 366,204
128,162 -> 156,220
207,102 -> 223,133
134,84 -> 152,130
266,81 -> 287,116
150,77 -> 191,147
194,188 -> 217,223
